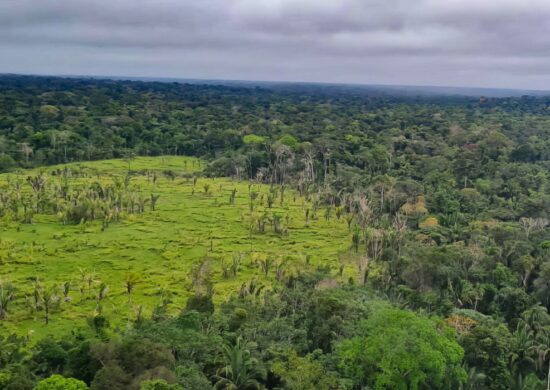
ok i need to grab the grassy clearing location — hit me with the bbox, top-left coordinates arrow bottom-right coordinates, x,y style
0,156 -> 351,338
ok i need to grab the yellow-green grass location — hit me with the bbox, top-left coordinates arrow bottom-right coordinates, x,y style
0,157 -> 352,338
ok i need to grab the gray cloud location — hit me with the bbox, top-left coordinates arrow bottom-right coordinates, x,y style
1,0 -> 550,89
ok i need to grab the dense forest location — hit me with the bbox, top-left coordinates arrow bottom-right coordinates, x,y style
1,74 -> 550,389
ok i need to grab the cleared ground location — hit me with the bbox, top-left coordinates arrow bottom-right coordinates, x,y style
0,157 -> 351,337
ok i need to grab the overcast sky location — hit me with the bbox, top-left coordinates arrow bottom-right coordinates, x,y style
2,0 -> 550,90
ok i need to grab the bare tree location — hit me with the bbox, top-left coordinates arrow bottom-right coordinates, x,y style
20,142 -> 33,163
520,217 -> 549,239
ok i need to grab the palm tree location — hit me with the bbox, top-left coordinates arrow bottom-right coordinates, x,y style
239,279 -> 265,299
510,323 -> 536,379
77,268 -> 94,298
213,337 -> 266,389
124,273 -> 140,304
523,305 -> 550,334
32,278 -> 42,310
0,282 -> 15,319
512,373 -> 544,390
535,333 -> 550,390
150,193 -> 160,211
258,257 -> 273,277
511,308 -> 550,390
97,282 -> 108,302
62,281 -> 71,301
40,284 -> 60,325
459,366 -> 486,390
86,272 -> 96,297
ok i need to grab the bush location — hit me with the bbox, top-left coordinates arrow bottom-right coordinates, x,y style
0,154 -> 16,172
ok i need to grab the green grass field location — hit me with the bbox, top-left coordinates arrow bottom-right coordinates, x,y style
0,157 -> 352,338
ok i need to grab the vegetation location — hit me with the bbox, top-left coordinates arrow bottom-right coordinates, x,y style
0,157 -> 349,337
0,74 -> 550,388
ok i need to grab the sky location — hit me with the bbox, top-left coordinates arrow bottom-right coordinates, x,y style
2,0 -> 550,90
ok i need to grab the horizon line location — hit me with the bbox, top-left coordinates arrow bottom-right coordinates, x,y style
2,71 -> 550,96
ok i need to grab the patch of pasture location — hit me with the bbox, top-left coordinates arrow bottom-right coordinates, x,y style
0,157 -> 351,338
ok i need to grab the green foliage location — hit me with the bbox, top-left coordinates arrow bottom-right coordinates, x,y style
337,305 -> 466,389
34,374 -> 88,390
243,134 -> 266,146
0,157 -> 349,336
185,293 -> 215,315
461,324 -> 513,389
213,337 -> 266,390
139,379 -> 182,390
90,364 -> 130,390
271,349 -> 338,390
2,75 -> 550,388
32,339 -> 69,377
0,154 -> 16,171
278,135 -> 299,150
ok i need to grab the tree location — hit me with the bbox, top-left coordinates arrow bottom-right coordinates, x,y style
534,262 -> 550,309
461,323 -> 513,389
520,217 -> 549,239
38,284 -> 60,325
271,349 -> 337,390
531,329 -> 550,390
139,379 -> 182,390
32,338 -> 69,377
34,375 -> 88,390
65,339 -> 102,384
150,194 -> 160,211
460,366 -> 486,390
243,134 -> 265,147
278,135 -> 299,150
20,142 -> 33,163
90,364 -> 131,390
510,322 -> 536,381
124,273 -> 141,304
0,282 -> 15,319
337,305 -> 466,389
0,153 -> 16,171
498,287 -> 533,323
213,337 -> 266,390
